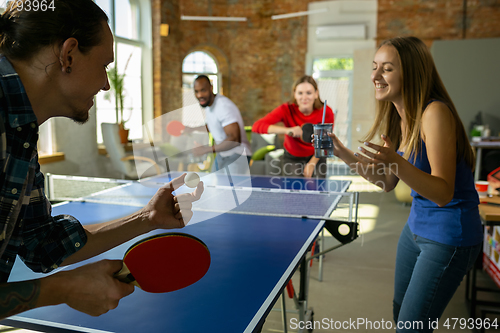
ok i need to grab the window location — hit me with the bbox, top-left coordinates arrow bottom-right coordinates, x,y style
38,119 -> 55,155
95,0 -> 152,143
181,51 -> 219,127
0,3 -> 58,154
312,57 -> 353,149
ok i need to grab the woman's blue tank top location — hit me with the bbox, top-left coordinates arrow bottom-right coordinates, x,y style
400,141 -> 482,247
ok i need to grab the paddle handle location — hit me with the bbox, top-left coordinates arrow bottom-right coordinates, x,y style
115,262 -> 140,287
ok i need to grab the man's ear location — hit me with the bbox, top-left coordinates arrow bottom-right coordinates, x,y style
59,37 -> 79,72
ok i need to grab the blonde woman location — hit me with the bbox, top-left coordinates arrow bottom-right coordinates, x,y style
252,75 -> 334,178
327,36 -> 481,332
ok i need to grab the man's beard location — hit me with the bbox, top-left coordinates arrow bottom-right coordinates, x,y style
71,109 -> 90,125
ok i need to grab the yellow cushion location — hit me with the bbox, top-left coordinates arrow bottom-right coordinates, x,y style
251,145 -> 275,161
159,143 -> 181,156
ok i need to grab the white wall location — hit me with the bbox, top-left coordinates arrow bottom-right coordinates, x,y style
307,0 -> 377,149
41,0 -> 154,179
40,107 -> 118,178
352,47 -> 376,144
431,38 -> 500,137
306,0 -> 377,69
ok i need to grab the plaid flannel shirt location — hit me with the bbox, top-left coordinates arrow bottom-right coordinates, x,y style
0,56 -> 87,282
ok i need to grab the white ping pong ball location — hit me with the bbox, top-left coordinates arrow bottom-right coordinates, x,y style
184,172 -> 200,188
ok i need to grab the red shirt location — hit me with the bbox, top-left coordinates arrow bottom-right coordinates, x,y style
252,103 -> 334,157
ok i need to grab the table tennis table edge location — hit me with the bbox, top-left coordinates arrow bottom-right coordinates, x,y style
243,219 -> 325,333
1,316 -> 113,333
244,180 -> 353,332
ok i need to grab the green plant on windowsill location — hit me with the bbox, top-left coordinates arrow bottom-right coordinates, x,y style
104,53 -> 133,142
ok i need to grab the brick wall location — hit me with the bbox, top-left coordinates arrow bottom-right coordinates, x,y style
377,0 -> 500,46
154,0 -> 323,125
153,0 -> 500,125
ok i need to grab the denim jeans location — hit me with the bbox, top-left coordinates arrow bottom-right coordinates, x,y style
393,223 -> 481,332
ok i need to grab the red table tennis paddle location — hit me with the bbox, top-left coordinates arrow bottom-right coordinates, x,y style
166,120 -> 186,137
115,232 -> 211,293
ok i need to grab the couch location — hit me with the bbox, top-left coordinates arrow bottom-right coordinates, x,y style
249,132 -> 284,176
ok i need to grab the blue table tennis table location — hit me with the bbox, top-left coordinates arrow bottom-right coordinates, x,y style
2,172 -> 358,333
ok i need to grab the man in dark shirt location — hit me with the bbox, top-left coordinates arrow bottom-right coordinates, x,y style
0,0 -> 203,319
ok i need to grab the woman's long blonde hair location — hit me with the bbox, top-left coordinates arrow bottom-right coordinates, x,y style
364,36 -> 475,169
290,75 -> 324,110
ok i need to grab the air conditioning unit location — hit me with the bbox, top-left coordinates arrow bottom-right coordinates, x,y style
316,24 -> 366,40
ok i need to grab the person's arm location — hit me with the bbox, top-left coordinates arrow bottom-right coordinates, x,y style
303,156 -> 319,178
267,124 -> 301,138
1,260 -> 134,320
61,174 -> 203,265
388,102 -> 456,206
0,174 -> 201,320
192,122 -> 242,156
183,125 -> 209,134
252,104 -> 300,137
329,133 -> 400,191
213,122 -> 241,152
0,280 -> 41,319
355,102 -> 457,206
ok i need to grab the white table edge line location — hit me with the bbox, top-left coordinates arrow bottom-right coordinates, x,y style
243,220 -> 326,333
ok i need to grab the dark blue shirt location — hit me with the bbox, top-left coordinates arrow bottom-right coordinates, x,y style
401,141 -> 482,247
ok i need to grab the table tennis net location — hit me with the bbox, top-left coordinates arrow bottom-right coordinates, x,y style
191,186 -> 343,219
46,174 -> 131,203
63,183 -> 346,220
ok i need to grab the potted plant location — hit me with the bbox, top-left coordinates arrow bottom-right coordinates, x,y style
105,53 -> 133,143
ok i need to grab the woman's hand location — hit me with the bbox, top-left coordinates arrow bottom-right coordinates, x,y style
327,132 -> 347,158
303,157 -> 318,178
287,126 -> 302,138
355,134 -> 400,170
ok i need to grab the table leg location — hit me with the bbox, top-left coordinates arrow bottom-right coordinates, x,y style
298,257 -> 307,322
281,291 -> 288,333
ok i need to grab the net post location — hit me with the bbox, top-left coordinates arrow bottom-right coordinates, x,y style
348,192 -> 354,222
45,173 -> 54,201
318,228 -> 325,282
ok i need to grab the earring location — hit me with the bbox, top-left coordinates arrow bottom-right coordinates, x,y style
66,67 -> 72,74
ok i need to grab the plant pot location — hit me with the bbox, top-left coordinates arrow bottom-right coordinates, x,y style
118,127 -> 129,144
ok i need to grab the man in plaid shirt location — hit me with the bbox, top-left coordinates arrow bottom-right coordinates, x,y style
0,0 -> 203,319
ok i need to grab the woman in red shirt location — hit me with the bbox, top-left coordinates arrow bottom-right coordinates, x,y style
252,75 -> 334,178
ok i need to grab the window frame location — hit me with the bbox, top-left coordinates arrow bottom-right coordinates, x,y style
181,51 -> 221,127
182,51 -> 221,93
311,56 -> 354,150
95,0 -> 153,143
